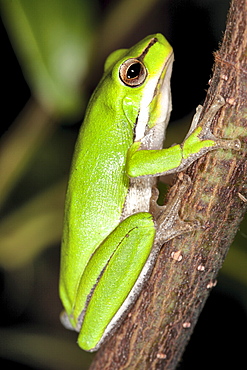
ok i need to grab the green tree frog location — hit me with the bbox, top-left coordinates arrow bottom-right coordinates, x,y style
59,33 -> 240,352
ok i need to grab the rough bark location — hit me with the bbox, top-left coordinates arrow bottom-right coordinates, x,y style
90,0 -> 247,368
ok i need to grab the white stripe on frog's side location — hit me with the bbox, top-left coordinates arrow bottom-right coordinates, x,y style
121,53 -> 174,221
134,75 -> 160,142
134,52 -> 174,146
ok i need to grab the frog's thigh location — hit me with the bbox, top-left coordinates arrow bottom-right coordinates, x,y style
79,212 -> 155,346
92,212 -> 156,298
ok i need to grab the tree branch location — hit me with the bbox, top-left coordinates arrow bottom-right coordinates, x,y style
90,0 -> 247,368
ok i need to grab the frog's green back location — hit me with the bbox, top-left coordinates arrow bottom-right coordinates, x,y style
59,33 -> 172,320
60,93 -> 133,315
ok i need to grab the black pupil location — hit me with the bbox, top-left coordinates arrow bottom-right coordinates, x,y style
127,62 -> 141,79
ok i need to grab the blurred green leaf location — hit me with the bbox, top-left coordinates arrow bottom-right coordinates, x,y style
0,328 -> 93,370
93,0 -> 159,59
0,100 -> 57,206
0,180 -> 66,269
1,0 -> 96,117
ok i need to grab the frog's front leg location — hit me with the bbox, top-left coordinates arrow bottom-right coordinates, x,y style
127,95 -> 241,178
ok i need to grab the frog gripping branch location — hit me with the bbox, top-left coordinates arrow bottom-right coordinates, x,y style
59,34 -> 240,352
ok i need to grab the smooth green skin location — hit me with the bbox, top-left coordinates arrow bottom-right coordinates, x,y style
59,34 -> 216,351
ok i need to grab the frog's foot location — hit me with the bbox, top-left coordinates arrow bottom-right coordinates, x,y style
153,174 -> 200,245
193,95 -> 241,151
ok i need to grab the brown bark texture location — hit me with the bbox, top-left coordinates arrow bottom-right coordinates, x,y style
90,1 -> 247,369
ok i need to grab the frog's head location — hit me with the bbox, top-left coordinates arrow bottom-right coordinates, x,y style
103,34 -> 174,141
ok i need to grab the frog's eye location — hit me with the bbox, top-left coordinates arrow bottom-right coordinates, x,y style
119,58 -> 147,87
